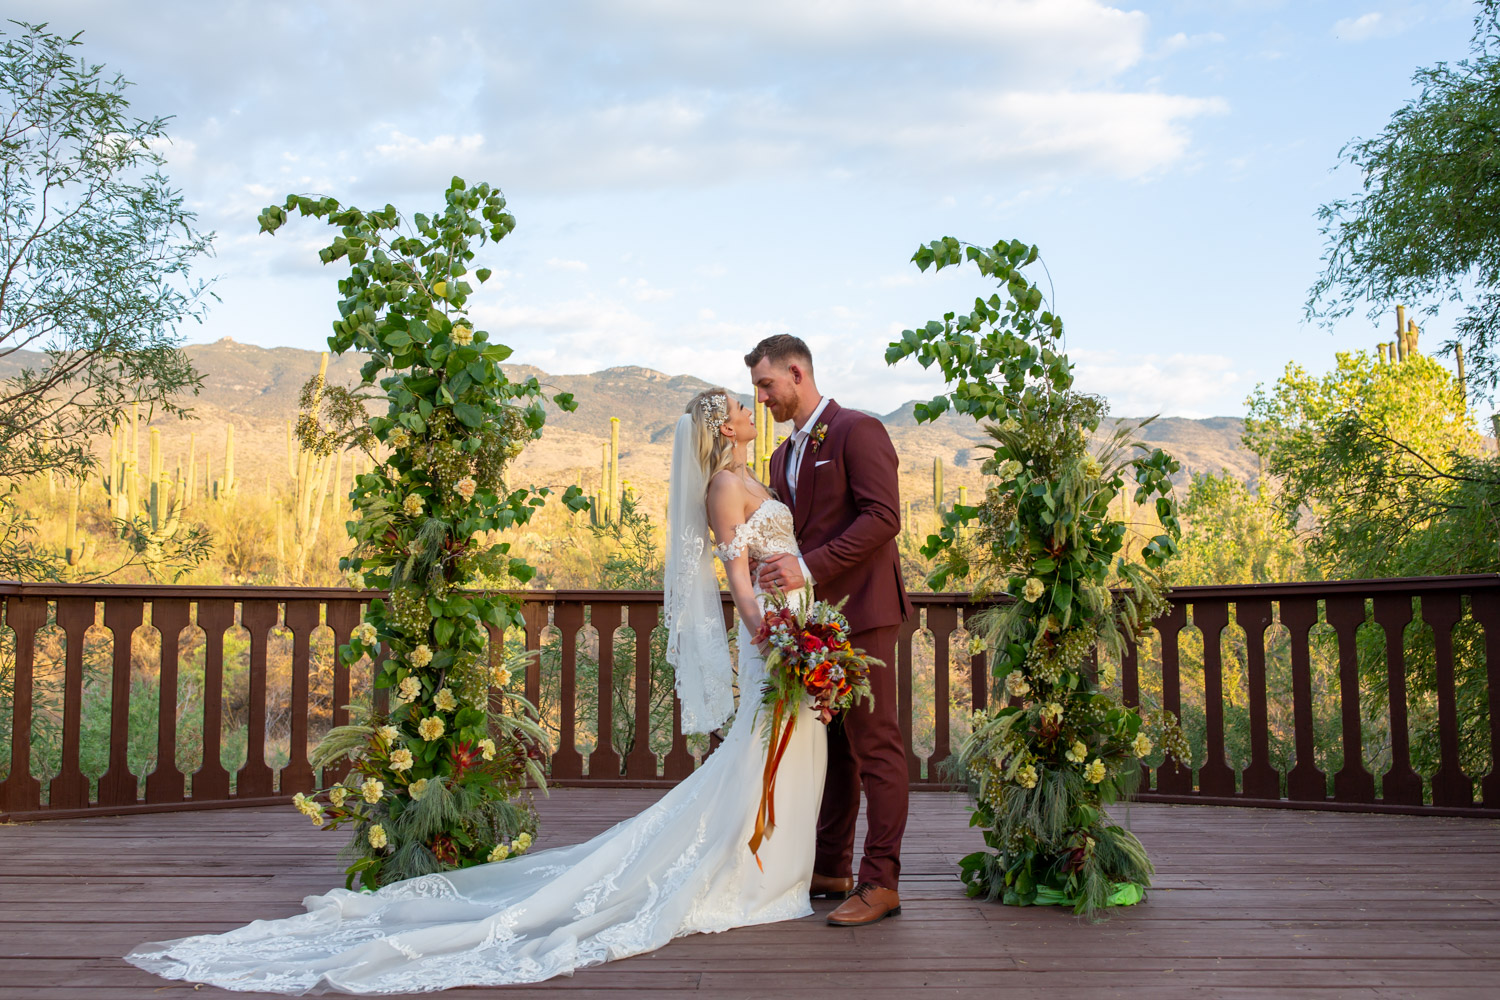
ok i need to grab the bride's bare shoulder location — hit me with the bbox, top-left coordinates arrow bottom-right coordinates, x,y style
706,469 -> 744,498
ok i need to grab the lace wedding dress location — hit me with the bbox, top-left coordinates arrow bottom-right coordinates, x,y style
126,499 -> 825,995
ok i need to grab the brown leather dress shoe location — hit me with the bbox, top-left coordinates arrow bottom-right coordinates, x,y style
827,882 -> 901,926
809,873 -> 854,900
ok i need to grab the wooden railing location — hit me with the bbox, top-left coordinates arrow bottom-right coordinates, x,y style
1,576 -> 1496,822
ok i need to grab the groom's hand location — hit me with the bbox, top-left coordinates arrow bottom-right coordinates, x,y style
756,553 -> 805,592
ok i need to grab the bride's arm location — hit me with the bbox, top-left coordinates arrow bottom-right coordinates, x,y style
705,473 -> 764,639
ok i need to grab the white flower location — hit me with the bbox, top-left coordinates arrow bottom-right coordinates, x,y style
455,476 -> 477,501
1065,741 -> 1088,764
328,785 -> 347,808
1004,670 -> 1031,699
402,493 -> 424,517
434,687 -> 458,712
1084,759 -> 1107,784
397,676 -> 421,704
1022,577 -> 1046,603
408,777 -> 429,801
1132,733 -> 1154,758
451,324 -> 473,346
1016,764 -> 1039,789
361,778 -> 384,804
1039,702 -> 1063,725
354,622 -> 378,646
478,738 -> 497,761
377,724 -> 399,743
492,665 -> 512,687
308,811 -> 324,827
487,843 -> 511,863
410,645 -> 433,668
368,823 -> 388,849
418,716 -> 445,741
389,748 -> 414,772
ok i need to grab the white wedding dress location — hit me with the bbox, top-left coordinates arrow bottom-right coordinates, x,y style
126,499 -> 826,995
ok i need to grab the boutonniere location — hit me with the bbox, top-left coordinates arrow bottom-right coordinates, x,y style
810,422 -> 829,453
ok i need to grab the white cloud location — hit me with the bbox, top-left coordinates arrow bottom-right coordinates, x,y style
546,258 -> 590,272
1070,349 -> 1242,418
1332,10 -> 1422,42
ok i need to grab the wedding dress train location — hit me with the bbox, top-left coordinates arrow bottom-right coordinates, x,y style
126,500 -> 823,995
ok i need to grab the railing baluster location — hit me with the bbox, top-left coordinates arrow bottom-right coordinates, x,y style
1237,598 -> 1279,800
0,595 -> 46,814
551,602 -> 585,779
1195,601 -> 1234,797
323,600 -> 361,787
1373,594 -> 1423,806
191,600 -> 234,802
1423,593 -> 1471,807
965,605 -> 987,715
145,598 -> 191,804
625,603 -> 659,779
236,600 -> 278,798
98,597 -> 145,807
1282,598 -> 1325,802
898,612 -> 921,783
1155,603 -> 1191,794
280,600 -> 319,796
926,604 -> 957,785
590,602 -> 622,779
50,598 -> 95,810
1474,588 -> 1500,809
1325,596 -> 1376,804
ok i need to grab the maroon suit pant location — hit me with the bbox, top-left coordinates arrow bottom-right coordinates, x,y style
815,624 -> 907,889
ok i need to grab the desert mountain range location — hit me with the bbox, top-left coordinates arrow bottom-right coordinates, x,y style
3,339 -> 1259,514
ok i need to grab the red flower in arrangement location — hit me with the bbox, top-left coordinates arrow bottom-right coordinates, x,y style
450,740 -> 483,779
802,634 -> 826,654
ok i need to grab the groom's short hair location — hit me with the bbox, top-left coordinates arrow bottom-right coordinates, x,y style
744,334 -> 812,372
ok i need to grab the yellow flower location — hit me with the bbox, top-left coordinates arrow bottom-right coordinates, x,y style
389,748 -> 414,772
451,324 -> 473,346
1022,577 -> 1046,603
368,823 -> 388,849
1082,455 -> 1102,480
434,687 -> 458,712
397,676 -> 421,704
328,785 -> 347,808
418,716 -> 445,741
1004,670 -> 1030,698
1065,741 -> 1088,764
1084,759 -> 1107,784
492,664 -> 512,687
410,644 -> 433,668
361,778 -> 384,804
1039,702 -> 1063,725
387,426 -> 411,449
402,493 -> 424,517
513,831 -> 533,854
409,777 -> 429,801
455,476 -> 477,500
355,622 -> 378,646
487,843 -> 510,863
1016,764 -> 1039,789
478,737 -> 496,761
1132,733 -> 1153,758
377,724 -> 399,743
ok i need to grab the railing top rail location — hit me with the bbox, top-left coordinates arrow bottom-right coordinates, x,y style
1,574 -> 1496,603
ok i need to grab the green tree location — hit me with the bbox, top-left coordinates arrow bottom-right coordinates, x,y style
1309,0 -> 1500,395
1244,350 -> 1497,578
1173,471 -> 1308,586
0,23 -> 213,575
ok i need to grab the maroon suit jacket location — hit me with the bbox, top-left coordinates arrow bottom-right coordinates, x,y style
771,399 -> 913,632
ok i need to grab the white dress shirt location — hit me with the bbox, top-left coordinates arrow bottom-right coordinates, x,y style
781,395 -> 831,588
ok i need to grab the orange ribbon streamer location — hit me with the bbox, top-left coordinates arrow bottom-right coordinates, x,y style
748,699 -> 799,870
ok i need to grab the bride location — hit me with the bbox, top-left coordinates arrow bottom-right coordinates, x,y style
125,389 -> 828,995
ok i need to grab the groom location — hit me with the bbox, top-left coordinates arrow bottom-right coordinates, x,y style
746,334 -> 913,927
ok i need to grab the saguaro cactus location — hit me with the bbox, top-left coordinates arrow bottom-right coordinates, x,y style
65,480 -> 90,573
933,456 -> 944,510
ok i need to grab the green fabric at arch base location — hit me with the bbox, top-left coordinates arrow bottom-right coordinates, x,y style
1032,882 -> 1145,908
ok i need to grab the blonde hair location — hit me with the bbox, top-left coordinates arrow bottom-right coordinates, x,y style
685,388 -> 739,491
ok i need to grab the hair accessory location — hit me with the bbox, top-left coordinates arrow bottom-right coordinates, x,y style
700,393 -> 728,433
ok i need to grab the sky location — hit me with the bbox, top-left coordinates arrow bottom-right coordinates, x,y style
13,0 -> 1489,418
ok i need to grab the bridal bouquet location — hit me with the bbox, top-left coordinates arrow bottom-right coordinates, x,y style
747,586 -> 878,863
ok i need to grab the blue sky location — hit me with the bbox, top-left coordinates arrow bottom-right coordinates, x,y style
18,1 -> 1487,417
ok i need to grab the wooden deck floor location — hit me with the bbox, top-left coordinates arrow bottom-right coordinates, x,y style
1,789 -> 1498,999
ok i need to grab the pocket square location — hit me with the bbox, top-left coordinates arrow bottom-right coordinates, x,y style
815,460 -> 833,467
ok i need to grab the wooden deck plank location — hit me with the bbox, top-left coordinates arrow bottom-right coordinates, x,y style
0,790 -> 1497,997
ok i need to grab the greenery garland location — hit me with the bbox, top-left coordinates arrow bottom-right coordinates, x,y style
887,237 -> 1191,916
257,178 -> 587,888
